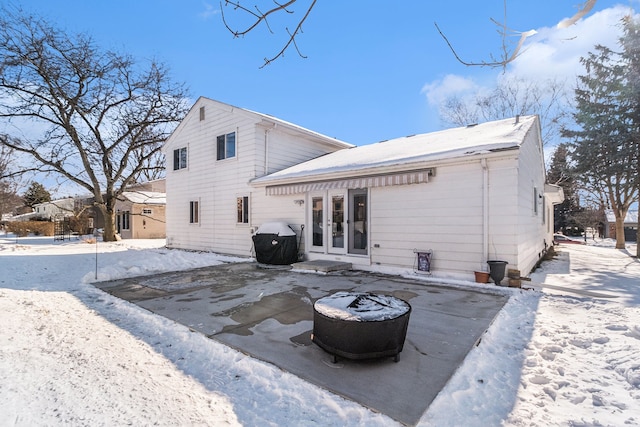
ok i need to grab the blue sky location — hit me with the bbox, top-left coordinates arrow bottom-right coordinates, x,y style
6,0 -> 634,148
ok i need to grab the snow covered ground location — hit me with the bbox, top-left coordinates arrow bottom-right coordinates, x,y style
0,233 -> 638,426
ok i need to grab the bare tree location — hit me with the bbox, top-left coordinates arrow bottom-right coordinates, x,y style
0,7 -> 189,241
439,76 -> 570,145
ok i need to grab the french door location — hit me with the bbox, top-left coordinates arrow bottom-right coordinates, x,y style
309,189 -> 367,255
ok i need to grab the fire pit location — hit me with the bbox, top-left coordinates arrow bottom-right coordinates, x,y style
311,292 -> 411,363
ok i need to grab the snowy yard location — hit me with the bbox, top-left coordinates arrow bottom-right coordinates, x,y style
0,233 -> 638,426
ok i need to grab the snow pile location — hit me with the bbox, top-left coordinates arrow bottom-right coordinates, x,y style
1,233 -> 638,426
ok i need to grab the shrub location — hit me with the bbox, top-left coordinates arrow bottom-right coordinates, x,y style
6,221 -> 54,237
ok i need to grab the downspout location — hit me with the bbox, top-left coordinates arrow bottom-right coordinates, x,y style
264,128 -> 270,175
481,158 -> 489,270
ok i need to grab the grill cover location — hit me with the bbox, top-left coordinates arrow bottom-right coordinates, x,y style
252,222 -> 298,265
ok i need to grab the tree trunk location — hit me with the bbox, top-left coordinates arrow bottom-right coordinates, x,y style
614,216 -> 626,249
97,204 -> 118,242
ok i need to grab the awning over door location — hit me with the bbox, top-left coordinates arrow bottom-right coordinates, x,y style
264,169 -> 434,196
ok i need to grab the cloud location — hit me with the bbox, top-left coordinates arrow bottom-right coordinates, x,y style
509,5 -> 632,80
423,5 -> 633,109
199,2 -> 219,20
421,74 -> 480,107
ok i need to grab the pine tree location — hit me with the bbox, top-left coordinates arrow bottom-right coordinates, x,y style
618,15 -> 640,256
23,182 -> 51,208
547,143 -> 580,233
564,43 -> 637,249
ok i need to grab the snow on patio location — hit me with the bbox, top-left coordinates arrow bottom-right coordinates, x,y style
0,232 -> 638,426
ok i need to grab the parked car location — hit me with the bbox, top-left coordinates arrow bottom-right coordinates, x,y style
553,234 -> 586,245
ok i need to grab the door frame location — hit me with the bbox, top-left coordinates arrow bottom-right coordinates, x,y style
307,189 -> 369,256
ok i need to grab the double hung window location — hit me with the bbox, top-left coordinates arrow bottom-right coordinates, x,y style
217,132 -> 236,160
173,147 -> 187,170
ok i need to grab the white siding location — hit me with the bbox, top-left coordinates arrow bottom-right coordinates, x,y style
164,98 -> 346,257
515,123 -> 550,274
369,156 -> 519,278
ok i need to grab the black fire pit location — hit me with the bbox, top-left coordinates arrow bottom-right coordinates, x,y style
311,292 -> 411,363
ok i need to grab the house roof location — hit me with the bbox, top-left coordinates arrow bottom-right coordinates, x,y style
241,105 -> 354,150
164,97 -> 353,152
121,191 -> 166,205
252,115 -> 538,185
605,209 -> 638,224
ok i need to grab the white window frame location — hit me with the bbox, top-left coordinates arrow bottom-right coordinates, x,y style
173,147 -> 187,170
217,131 -> 236,161
237,195 -> 249,224
189,200 -> 199,224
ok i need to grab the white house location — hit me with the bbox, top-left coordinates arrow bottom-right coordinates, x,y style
33,198 -> 76,220
163,97 -> 563,280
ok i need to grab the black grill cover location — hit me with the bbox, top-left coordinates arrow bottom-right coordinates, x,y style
252,222 -> 298,265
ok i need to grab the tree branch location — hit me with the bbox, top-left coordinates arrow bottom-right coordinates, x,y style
220,0 -> 317,67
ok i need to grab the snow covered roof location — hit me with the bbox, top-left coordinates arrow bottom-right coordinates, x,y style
121,191 -> 166,205
605,209 -> 638,224
241,105 -> 354,150
170,97 -> 354,151
253,115 -> 538,185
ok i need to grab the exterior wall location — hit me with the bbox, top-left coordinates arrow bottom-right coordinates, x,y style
250,191 -> 306,253
128,179 -> 166,193
163,98 -> 347,257
131,204 -> 166,239
368,156 -> 519,279
515,123 -> 552,274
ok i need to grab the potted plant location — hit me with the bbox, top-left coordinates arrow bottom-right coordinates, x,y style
474,271 -> 490,283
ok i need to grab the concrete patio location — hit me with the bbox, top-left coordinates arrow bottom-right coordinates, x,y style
93,262 -> 509,426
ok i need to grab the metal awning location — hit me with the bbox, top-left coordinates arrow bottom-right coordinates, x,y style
264,169 -> 434,195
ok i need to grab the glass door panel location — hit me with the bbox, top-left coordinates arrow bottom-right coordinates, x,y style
311,196 -> 324,249
349,189 -> 368,255
331,194 -> 345,251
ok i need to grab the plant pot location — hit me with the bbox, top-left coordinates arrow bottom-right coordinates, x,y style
487,260 -> 508,285
474,271 -> 490,283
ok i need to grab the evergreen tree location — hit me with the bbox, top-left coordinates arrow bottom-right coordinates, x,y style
23,182 -> 51,208
564,42 -> 637,249
547,143 -> 580,233
618,15 -> 640,256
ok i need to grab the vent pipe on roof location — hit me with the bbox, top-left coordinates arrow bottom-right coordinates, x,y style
515,115 -> 520,124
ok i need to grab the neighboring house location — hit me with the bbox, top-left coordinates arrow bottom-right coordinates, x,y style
164,98 -> 563,280
604,210 -> 638,242
115,190 -> 166,239
33,198 -> 75,220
